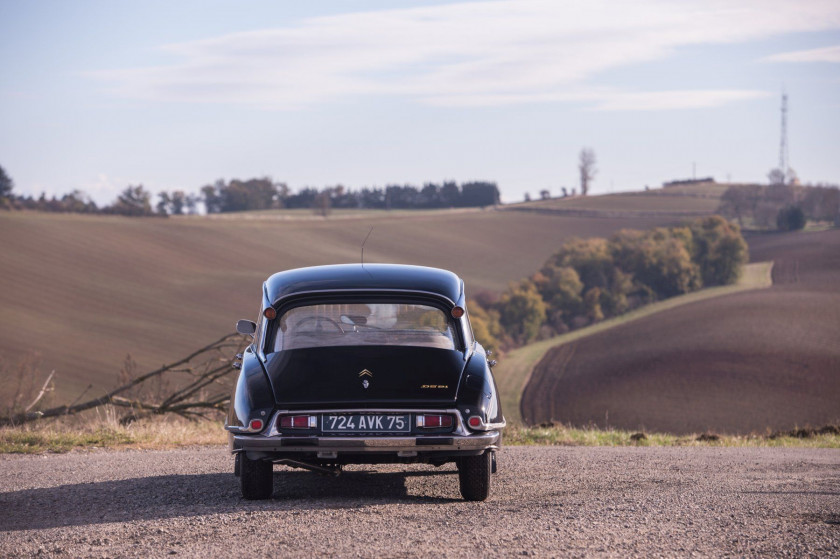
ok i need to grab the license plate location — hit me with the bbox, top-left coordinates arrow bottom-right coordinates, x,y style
322,414 -> 411,433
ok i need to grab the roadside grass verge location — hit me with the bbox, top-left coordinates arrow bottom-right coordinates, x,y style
504,424 -> 840,448
494,261 -> 774,425
0,415 -> 226,454
2,417 -> 838,454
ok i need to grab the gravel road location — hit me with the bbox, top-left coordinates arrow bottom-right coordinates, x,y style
1,446 -> 838,557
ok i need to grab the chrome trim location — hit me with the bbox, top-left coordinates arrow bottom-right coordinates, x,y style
486,418 -> 507,430
233,431 -> 501,454
271,288 -> 457,308
232,407 -> 502,455
264,408 -> 471,437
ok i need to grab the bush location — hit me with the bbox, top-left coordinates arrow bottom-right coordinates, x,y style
689,216 -> 749,286
468,302 -> 504,353
776,205 -> 806,232
497,281 -> 546,345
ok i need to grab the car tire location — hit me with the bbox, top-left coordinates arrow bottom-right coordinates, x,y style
240,455 -> 273,500
457,451 -> 491,501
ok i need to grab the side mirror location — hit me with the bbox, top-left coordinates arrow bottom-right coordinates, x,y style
236,319 -> 257,336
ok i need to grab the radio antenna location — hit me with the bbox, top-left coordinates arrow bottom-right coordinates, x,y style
360,225 -> 374,266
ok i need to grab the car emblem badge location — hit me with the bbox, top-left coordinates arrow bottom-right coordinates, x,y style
362,379 -> 370,389
359,369 -> 373,378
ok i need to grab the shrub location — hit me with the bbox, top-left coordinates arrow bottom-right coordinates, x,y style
497,281 -> 547,344
690,216 -> 749,286
776,205 -> 806,232
468,301 -> 504,353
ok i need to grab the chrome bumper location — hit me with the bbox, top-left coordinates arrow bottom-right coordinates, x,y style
231,430 -> 501,455
228,408 -> 503,458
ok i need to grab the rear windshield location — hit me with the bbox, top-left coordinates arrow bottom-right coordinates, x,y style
270,302 -> 456,352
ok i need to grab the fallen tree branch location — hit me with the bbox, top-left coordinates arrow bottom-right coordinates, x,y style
1,332 -> 246,426
23,370 -> 55,412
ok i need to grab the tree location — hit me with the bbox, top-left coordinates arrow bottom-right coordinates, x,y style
108,185 -> 153,216
776,205 -> 806,232
689,216 -> 748,286
156,191 -> 172,215
767,167 -> 785,185
0,165 -> 13,201
312,191 -> 331,217
498,281 -> 546,344
578,148 -> 597,196
468,302 -> 505,353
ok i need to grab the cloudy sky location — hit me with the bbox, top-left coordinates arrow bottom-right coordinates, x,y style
1,0 -> 839,204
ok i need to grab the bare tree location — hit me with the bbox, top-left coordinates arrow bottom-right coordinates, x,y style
578,148 -> 597,196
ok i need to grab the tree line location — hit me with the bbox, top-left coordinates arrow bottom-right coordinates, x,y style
717,182 -> 839,231
0,166 -> 500,216
468,216 -> 749,353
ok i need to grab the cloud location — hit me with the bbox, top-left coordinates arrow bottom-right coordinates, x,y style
590,90 -> 771,111
763,44 -> 840,63
89,0 -> 840,110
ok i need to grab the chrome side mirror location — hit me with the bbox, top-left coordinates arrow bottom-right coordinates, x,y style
236,319 -> 257,336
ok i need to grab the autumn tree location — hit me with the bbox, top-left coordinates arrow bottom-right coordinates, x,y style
689,216 -> 748,286
497,281 -> 546,344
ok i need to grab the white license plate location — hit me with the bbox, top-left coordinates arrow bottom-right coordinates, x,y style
322,414 -> 411,433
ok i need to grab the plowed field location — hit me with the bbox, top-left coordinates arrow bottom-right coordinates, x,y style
521,229 -> 840,434
0,209 -> 677,398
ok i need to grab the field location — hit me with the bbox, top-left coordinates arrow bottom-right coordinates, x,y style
508,181 -> 727,216
521,229 -> 840,435
0,207 -> 685,399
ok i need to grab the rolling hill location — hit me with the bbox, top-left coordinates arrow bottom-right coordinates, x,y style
0,206 -> 688,399
520,228 -> 840,435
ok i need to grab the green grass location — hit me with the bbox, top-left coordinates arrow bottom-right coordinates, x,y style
493,261 -> 774,425
504,425 -> 840,448
0,416 -> 227,454
2,419 -> 837,453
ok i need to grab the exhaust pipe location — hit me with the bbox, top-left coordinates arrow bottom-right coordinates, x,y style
275,459 -> 342,476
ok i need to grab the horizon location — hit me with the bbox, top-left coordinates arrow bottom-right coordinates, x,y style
2,0 -> 839,205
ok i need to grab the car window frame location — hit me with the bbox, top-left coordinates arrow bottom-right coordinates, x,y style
263,292 -> 466,355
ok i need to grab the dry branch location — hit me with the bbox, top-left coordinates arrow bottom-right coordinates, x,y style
2,332 -> 247,426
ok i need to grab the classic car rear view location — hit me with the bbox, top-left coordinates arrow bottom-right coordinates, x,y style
226,264 -> 505,501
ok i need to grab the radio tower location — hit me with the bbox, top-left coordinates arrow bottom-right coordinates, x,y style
778,93 -> 789,179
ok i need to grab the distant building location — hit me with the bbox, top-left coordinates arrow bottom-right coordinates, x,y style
663,177 -> 716,188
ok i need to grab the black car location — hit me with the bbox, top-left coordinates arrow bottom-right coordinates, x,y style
226,263 -> 505,501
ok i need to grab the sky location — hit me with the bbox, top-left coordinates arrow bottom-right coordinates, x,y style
1,0 -> 839,205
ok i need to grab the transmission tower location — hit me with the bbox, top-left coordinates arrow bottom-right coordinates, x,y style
778,93 -> 789,179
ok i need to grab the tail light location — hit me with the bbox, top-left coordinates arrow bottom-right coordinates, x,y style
416,414 -> 454,428
278,415 -> 317,429
467,416 -> 484,429
248,419 -> 264,431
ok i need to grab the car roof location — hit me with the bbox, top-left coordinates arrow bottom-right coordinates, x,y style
263,263 -> 464,306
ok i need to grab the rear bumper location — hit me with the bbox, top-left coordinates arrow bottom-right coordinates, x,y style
231,430 -> 500,457
228,407 -> 503,461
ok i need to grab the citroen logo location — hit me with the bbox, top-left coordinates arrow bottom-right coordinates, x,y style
359,369 -> 373,378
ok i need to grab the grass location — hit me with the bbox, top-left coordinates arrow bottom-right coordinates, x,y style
504,424 -> 840,448
493,261 -> 774,425
0,413 -> 226,454
2,417 -> 837,454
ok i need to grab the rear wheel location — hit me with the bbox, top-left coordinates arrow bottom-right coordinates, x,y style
240,455 -> 273,500
457,452 -> 491,501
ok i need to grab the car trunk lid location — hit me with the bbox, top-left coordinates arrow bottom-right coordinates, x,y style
264,346 -> 464,407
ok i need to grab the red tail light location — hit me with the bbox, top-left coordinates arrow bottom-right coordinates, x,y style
468,416 -> 483,429
249,419 -> 264,431
279,415 -> 317,429
416,414 -> 454,428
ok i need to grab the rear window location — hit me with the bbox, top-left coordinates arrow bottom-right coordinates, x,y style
270,302 -> 456,352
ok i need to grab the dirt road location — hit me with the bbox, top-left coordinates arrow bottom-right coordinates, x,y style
1,446 -> 838,557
